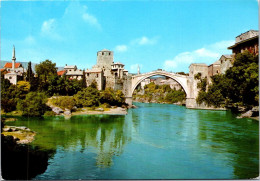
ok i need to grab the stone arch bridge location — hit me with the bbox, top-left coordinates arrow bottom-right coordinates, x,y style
124,70 -> 196,108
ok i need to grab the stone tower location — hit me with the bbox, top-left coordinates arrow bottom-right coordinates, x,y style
96,49 -> 114,69
12,45 -> 16,72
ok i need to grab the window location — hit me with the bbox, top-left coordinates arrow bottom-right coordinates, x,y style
87,73 -> 89,76
109,52 -> 111,55
102,52 -> 104,55
96,74 -> 99,78
9,76 -> 12,79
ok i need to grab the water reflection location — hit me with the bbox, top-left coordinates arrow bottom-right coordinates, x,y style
196,110 -> 259,179
1,134 -> 55,180
4,103 -> 259,179
7,115 -> 131,168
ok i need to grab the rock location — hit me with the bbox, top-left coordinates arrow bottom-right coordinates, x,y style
238,106 -> 246,112
252,106 -> 259,112
64,110 -> 71,116
3,128 -> 10,132
95,108 -> 104,111
240,110 -> 253,118
131,105 -> 137,108
72,106 -> 77,111
52,107 -> 63,115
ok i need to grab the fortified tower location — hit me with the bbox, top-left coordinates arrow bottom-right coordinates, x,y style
96,49 -> 114,69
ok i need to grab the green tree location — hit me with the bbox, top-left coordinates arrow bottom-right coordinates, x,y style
51,96 -> 76,110
225,51 -> 259,106
196,51 -> 258,108
26,61 -> 34,82
74,86 -> 100,107
35,60 -> 57,84
17,92 -> 48,117
81,69 -> 87,89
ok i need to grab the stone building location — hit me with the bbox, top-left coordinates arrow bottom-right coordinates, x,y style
3,46 -> 24,85
208,60 -> 220,77
228,30 -> 259,56
219,54 -> 232,74
189,63 -> 208,78
57,65 -> 83,80
86,67 -> 104,90
85,49 -> 129,91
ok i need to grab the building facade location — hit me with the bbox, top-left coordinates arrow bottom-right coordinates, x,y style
86,49 -> 129,91
228,30 -> 259,56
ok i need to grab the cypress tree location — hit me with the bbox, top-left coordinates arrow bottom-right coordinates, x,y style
81,69 -> 87,89
26,61 -> 34,82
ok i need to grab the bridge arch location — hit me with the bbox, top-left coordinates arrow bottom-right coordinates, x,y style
130,71 -> 190,98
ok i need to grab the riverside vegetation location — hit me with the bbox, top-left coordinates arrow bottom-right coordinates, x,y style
1,60 -> 126,117
196,51 -> 259,112
133,82 -> 186,105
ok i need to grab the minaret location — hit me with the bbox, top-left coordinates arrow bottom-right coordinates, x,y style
12,45 -> 16,72
137,64 -> 140,74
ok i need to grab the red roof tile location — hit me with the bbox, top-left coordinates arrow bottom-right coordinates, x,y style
57,70 -> 66,76
4,63 -> 21,68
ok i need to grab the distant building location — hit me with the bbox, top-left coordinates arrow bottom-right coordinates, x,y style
85,49 -> 129,90
219,54 -> 233,74
57,65 -> 83,80
208,60 -> 220,77
189,63 -> 208,78
228,30 -> 259,56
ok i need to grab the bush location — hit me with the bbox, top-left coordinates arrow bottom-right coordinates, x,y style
51,96 -> 76,110
44,111 -> 56,116
17,92 -> 48,117
74,86 -> 100,107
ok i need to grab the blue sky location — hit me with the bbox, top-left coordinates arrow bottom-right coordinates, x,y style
1,0 -> 258,73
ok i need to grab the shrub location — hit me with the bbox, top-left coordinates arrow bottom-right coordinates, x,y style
51,96 -> 76,110
17,92 -> 48,117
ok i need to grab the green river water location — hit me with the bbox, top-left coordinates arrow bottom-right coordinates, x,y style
4,102 -> 259,179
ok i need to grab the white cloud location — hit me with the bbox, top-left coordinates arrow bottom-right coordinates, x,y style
195,48 -> 220,58
82,13 -> 101,29
130,64 -> 143,73
163,40 -> 234,72
24,35 -> 36,44
131,36 -> 158,46
41,18 -> 62,40
41,19 -> 55,33
115,45 -> 128,52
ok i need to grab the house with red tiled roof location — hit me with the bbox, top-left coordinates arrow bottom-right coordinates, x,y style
57,70 -> 66,76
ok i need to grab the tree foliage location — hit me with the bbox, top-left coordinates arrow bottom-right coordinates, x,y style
51,96 -> 76,110
196,51 -> 259,108
100,88 -> 126,106
74,86 -> 100,107
26,61 -> 34,82
17,92 -> 48,117
35,60 -> 57,83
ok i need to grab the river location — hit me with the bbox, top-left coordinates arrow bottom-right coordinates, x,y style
4,102 -> 259,179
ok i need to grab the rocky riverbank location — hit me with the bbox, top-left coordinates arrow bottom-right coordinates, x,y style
72,106 -> 128,115
2,125 -> 36,144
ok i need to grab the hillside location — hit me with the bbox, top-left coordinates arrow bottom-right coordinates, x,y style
133,82 -> 186,105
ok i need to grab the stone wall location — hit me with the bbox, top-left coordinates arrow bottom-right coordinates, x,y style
85,70 -> 104,90
235,30 -> 258,43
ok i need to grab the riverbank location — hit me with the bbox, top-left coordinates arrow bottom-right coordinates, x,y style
72,107 -> 128,116
2,126 -> 36,144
